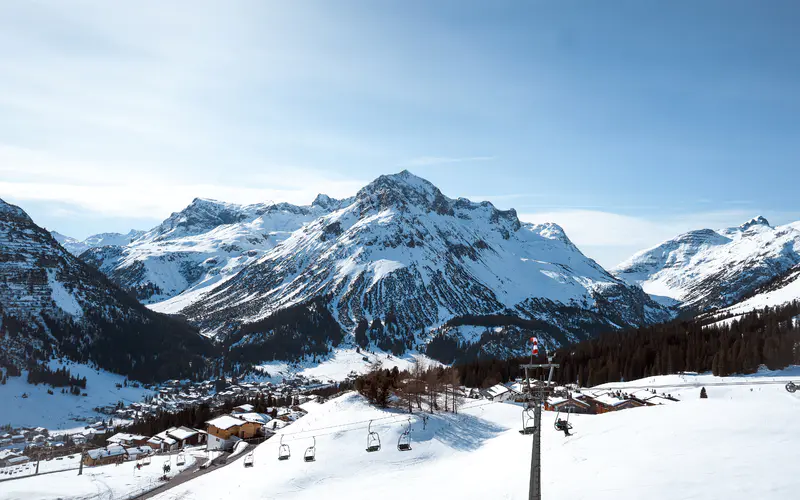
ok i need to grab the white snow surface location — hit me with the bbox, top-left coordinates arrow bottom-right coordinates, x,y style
252,349 -> 441,382
0,451 -> 195,500
146,372 -> 799,500
0,359 -> 153,430
615,216 -> 800,310
47,270 -> 83,317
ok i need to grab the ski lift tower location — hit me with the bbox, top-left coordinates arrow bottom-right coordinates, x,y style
520,337 -> 559,500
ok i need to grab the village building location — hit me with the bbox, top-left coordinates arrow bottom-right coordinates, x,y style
5,456 -> 30,467
206,415 -> 262,451
106,432 -> 149,447
84,445 -> 126,466
124,446 -> 152,460
164,426 -> 206,448
545,396 -> 594,414
147,432 -> 178,452
480,383 -> 515,402
231,404 -> 255,414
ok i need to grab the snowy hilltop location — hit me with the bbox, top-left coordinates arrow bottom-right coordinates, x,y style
51,229 -> 144,256
172,171 -> 668,360
79,196 -> 351,305
614,217 -> 800,313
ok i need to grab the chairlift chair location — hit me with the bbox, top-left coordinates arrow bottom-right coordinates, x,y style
244,452 -> 254,468
366,420 -> 381,452
397,418 -> 412,451
554,408 -> 573,433
519,406 -> 536,435
278,435 -> 291,461
304,437 -> 316,462
176,452 -> 186,466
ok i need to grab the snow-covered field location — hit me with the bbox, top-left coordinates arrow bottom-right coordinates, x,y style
0,359 -> 153,430
143,371 -> 799,500
0,453 -> 81,480
253,349 -> 441,382
0,452 -> 195,500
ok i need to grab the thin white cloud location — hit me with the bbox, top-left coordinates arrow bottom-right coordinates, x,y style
400,156 -> 495,167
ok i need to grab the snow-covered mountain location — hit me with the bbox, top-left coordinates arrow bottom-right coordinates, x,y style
179,171 -> 668,359
51,229 -> 144,256
0,198 -> 212,382
614,216 -> 800,312
80,196 -> 350,305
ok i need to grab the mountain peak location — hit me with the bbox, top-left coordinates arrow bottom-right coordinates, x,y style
312,193 -> 337,209
356,170 -> 450,214
739,216 -> 770,231
0,198 -> 32,222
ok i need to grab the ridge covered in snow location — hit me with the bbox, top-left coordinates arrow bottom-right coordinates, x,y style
614,216 -> 800,312
178,171 -> 668,354
80,195 -> 351,304
51,229 -> 144,256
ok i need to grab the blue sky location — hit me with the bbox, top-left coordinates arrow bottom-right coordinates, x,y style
1,1 -> 799,267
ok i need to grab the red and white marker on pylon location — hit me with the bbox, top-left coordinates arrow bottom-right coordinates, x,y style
530,337 -> 539,356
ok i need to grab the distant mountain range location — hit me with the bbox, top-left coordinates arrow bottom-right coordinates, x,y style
614,216 -> 800,315
51,229 -> 145,257
7,170 -> 800,377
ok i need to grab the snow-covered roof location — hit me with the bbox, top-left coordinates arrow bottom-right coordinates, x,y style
166,426 -> 198,440
591,395 -> 629,407
107,432 -> 147,444
232,404 -> 255,413
206,415 -> 247,430
237,412 -> 271,425
125,446 -> 152,455
153,431 -> 178,445
87,445 -> 126,460
0,450 -> 20,460
483,384 -> 510,398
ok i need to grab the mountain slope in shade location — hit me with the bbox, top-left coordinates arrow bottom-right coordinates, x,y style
0,198 -> 213,382
614,216 -> 800,312
51,229 -> 144,256
182,171 -> 668,356
710,263 -> 800,322
79,196 -> 350,306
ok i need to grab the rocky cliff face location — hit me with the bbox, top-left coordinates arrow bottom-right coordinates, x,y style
0,198 -> 213,382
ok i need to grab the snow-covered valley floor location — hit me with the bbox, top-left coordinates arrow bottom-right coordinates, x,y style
0,452 -> 195,500
137,372 -> 799,500
0,360 -> 153,430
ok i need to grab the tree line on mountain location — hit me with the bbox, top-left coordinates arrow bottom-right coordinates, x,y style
354,309 -> 415,356
26,362 -> 87,389
453,302 -> 800,388
225,298 -> 344,364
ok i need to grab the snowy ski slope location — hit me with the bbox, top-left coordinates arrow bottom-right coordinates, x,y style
145,372 -> 798,500
0,452 -> 195,500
